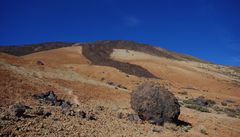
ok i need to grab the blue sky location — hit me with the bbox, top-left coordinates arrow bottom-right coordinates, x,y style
0,0 -> 240,66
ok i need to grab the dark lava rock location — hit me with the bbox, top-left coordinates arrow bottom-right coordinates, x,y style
87,113 -> 97,120
11,103 -> 30,117
60,100 -> 72,109
79,111 -> 86,119
33,91 -> 58,105
33,91 -> 72,109
43,112 -> 51,118
81,41 -> 160,78
130,83 -> 180,125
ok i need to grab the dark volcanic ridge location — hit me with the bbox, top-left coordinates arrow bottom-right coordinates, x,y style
0,42 -> 74,56
81,42 -> 158,78
0,40 -> 209,78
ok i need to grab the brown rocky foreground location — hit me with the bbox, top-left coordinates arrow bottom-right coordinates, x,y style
0,41 -> 240,136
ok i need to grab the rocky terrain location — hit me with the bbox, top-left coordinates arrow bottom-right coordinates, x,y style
0,40 -> 240,137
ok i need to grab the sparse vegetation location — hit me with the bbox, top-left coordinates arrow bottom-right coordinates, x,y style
200,128 -> 208,135
224,108 -> 240,118
0,40 -> 239,136
183,96 -> 216,107
182,96 -> 218,113
212,105 -> 224,113
164,122 -> 192,132
185,104 -> 210,113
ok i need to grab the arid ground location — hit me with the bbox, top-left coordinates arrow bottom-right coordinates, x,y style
0,41 -> 239,137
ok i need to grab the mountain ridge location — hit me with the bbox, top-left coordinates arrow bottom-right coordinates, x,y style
0,40 -> 209,64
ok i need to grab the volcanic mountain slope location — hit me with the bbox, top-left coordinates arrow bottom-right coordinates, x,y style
0,41 -> 240,137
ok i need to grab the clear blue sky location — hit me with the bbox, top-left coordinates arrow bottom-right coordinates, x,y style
0,0 -> 239,66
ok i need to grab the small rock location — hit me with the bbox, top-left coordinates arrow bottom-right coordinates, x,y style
34,107 -> 44,116
95,106 -> 104,111
67,110 -> 76,116
43,112 -> 51,118
79,111 -> 86,119
130,83 -> 180,125
127,114 -> 140,121
33,91 -> 72,109
117,112 -> 124,119
33,91 -> 58,105
221,102 -> 227,106
52,117 -> 59,121
1,112 -> 12,120
152,127 -> 161,133
61,101 -> 72,109
181,125 -> 192,132
107,82 -> 115,86
11,103 -> 29,117
87,113 -> 97,120
36,60 -> 44,65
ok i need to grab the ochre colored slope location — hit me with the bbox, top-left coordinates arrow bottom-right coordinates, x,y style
0,45 -> 240,137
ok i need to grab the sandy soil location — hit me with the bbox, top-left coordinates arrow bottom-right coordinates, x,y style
0,46 -> 240,137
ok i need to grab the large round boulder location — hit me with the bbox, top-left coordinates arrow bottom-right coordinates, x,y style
130,83 -> 180,125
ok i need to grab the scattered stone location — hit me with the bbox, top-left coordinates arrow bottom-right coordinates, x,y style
79,111 -> 86,119
34,107 -> 44,116
152,127 -> 161,133
33,91 -> 72,109
101,77 -> 105,81
95,106 -> 104,111
107,82 -> 115,86
181,125 -> 192,132
43,112 -> 51,118
164,122 -> 178,131
33,91 -> 58,105
87,113 -> 97,120
127,114 -> 141,121
221,101 -> 227,106
1,112 -> 12,121
130,83 -> 180,125
66,110 -> 76,116
117,84 -> 128,90
199,126 -> 208,135
60,101 -> 72,110
0,130 -> 16,137
11,103 -> 30,117
36,60 -> 44,65
117,112 -> 124,119
52,117 -> 59,121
